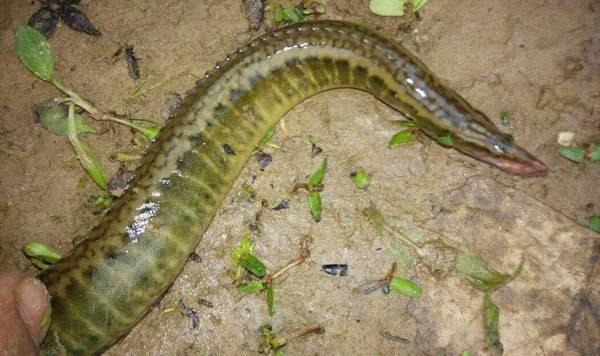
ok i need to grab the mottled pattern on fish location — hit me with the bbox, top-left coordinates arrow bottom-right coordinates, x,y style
39,20 -> 545,356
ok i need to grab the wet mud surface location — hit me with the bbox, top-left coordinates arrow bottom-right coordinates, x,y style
1,0 -> 599,355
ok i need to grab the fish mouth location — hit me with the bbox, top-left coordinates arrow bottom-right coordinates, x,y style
470,144 -> 548,177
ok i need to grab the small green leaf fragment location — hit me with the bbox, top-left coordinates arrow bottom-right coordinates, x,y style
240,254 -> 267,277
232,236 -> 254,266
260,126 -> 277,145
483,293 -> 504,356
350,170 -> 370,189
499,111 -> 511,126
135,124 -> 161,140
266,283 -> 275,316
71,139 -> 108,190
271,336 -> 287,349
22,241 -> 61,264
39,306 -> 52,328
275,8 -> 286,22
16,26 -> 55,81
559,146 -> 584,163
85,194 -> 114,215
369,0 -> 407,16
588,144 -> 600,162
315,3 -> 326,13
34,103 -> 96,136
389,277 -> 422,298
462,352 -> 472,356
437,132 -> 453,146
308,158 -> 327,185
275,350 -> 285,356
308,191 -> 322,222
237,281 -> 264,293
30,257 -> 50,270
456,252 -> 510,292
589,215 -> 600,233
411,0 -> 430,11
388,130 -> 414,148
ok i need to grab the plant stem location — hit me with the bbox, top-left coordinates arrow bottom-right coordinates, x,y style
51,79 -> 97,115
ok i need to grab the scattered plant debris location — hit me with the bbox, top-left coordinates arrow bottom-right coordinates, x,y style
256,152 -> 273,170
350,169 -> 370,189
589,215 -> 600,233
389,276 -> 422,298
15,26 -> 160,190
22,241 -> 61,270
499,111 -> 512,126
559,143 -> 600,164
125,44 -> 140,80
483,293 -> 503,356
270,0 -> 325,25
369,0 -> 429,16
364,203 -> 523,353
292,158 -> 327,222
260,324 -> 324,355
321,264 -> 348,276
178,299 -> 199,329
197,298 -> 214,308
85,194 -> 113,214
305,136 -> 323,157
388,129 -> 414,148
188,252 -> 202,263
381,331 -> 410,343
242,0 -> 265,30
29,0 -> 101,38
272,199 -> 289,211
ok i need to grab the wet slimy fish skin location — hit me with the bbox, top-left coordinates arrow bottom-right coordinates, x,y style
39,20 -> 546,356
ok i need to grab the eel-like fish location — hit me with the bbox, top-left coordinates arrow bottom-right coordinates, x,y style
39,20 -> 547,356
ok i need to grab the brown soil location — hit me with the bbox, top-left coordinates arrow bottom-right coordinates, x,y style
1,0 -> 599,355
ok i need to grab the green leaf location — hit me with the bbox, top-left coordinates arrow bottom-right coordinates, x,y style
240,254 -> 267,277
38,306 -> 52,328
266,284 -> 275,316
260,126 -> 277,146
588,144 -> 600,162
34,102 -> 96,136
237,281 -> 264,293
369,0 -> 407,16
308,158 -> 327,185
69,137 -> 108,190
22,241 -> 61,264
455,252 -> 510,292
308,191 -> 322,222
275,8 -> 286,22
559,146 -> 584,163
388,130 -> 414,148
483,293 -> 504,356
16,25 -> 55,81
275,350 -> 285,356
389,277 -> 422,298
589,215 -> 600,233
283,7 -> 305,23
350,169 -> 370,189
499,111 -> 511,126
30,257 -> 50,270
437,132 -> 453,146
232,236 -> 253,266
369,0 -> 428,16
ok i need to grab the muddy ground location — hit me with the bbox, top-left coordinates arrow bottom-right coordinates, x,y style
0,0 -> 599,355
